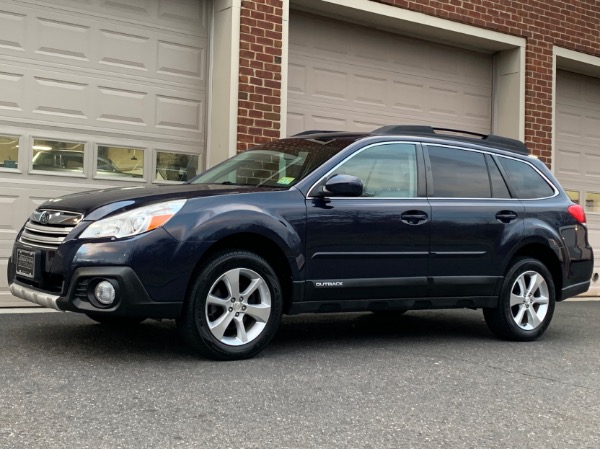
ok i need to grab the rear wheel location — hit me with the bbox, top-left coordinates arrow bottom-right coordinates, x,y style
85,313 -> 145,326
177,250 -> 283,360
484,257 -> 555,341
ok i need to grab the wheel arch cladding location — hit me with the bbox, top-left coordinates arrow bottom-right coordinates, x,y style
186,232 -> 295,314
511,242 -> 563,299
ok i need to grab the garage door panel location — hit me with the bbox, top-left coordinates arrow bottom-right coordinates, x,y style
99,29 -> 153,72
288,12 -> 492,136
312,67 -> 348,100
391,81 -> 423,112
556,70 -> 600,295
36,17 -> 91,61
583,153 -> 600,178
557,108 -> 583,136
0,9 -> 26,51
0,71 -> 24,112
465,92 -> 492,120
31,0 -> 210,36
555,148 -> 581,177
583,115 -> 600,140
0,3 -> 208,88
354,74 -> 387,106
0,59 -> 204,140
157,40 -> 207,80
288,97 -> 489,137
0,0 -> 210,306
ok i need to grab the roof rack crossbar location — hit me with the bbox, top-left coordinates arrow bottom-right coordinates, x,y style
372,125 -> 528,154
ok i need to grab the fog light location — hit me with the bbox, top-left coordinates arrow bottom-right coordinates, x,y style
94,281 -> 116,305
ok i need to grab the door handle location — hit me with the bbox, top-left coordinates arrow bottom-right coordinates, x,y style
401,210 -> 428,225
496,210 -> 518,223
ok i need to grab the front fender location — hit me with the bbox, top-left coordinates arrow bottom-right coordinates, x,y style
163,190 -> 307,277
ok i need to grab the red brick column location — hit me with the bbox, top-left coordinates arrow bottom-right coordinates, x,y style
237,0 -> 284,152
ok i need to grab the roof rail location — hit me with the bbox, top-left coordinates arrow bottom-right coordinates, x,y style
292,130 -> 340,136
372,125 -> 529,155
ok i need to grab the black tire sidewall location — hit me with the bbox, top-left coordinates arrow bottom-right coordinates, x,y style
496,257 -> 556,340
184,250 -> 283,360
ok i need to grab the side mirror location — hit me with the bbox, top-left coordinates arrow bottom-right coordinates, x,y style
318,174 -> 363,197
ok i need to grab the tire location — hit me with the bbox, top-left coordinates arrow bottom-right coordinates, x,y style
177,250 -> 283,361
484,257 -> 556,341
85,313 -> 146,326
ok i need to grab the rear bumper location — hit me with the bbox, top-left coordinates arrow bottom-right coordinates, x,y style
561,280 -> 592,301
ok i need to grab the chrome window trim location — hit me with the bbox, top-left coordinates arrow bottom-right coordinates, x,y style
425,143 -> 560,201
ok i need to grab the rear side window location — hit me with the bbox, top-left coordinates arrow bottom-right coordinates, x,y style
498,157 -> 555,199
486,155 -> 511,199
427,146 -> 490,198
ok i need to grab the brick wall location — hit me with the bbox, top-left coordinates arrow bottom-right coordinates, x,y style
238,0 -> 600,164
238,0 -> 284,152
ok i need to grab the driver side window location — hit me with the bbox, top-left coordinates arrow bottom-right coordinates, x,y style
333,143 -> 417,197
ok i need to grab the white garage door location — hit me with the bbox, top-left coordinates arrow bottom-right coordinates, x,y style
555,70 -> 600,295
287,12 -> 493,136
0,0 -> 210,306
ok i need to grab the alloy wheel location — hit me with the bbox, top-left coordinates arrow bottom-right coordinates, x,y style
509,270 -> 550,331
205,268 -> 272,346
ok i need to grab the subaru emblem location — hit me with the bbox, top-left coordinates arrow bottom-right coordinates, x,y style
39,211 -> 50,225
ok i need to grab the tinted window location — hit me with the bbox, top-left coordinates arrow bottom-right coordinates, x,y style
498,157 -> 555,199
428,146 -> 490,198
333,143 -> 417,197
486,155 -> 511,198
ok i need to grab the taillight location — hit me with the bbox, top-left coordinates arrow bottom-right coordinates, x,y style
568,204 -> 586,225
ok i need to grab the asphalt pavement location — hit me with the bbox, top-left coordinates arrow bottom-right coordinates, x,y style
1,301 -> 600,448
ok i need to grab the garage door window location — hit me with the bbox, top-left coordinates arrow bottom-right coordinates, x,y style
565,190 -> 580,204
32,139 -> 85,174
96,145 -> 144,179
0,135 -> 19,170
156,151 -> 199,182
585,192 -> 600,213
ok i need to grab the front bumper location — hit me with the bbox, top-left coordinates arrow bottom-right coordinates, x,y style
9,266 -> 183,318
9,283 -> 61,310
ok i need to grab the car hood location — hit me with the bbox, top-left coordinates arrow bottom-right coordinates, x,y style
37,184 -> 283,219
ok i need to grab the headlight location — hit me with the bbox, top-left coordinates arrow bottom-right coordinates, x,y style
79,199 -> 187,239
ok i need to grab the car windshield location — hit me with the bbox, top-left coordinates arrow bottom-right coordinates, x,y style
190,136 -> 356,187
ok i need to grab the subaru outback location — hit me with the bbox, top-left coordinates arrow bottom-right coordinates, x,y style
7,126 -> 594,360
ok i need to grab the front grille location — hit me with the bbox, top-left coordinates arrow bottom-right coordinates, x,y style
18,209 -> 83,250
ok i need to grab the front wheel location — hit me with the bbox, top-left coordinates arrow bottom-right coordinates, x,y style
484,257 -> 556,341
177,250 -> 283,360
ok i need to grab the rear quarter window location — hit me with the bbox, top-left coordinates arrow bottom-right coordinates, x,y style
498,157 -> 555,199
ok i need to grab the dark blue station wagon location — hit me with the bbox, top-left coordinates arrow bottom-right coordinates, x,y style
8,126 -> 594,360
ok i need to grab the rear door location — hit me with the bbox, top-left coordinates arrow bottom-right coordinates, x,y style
304,141 -> 431,302
424,145 -> 524,298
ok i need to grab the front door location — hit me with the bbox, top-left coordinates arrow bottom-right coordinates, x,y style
305,142 -> 430,302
